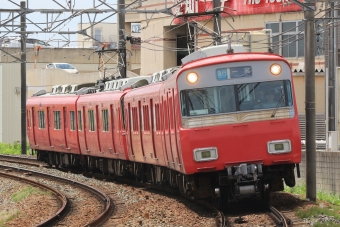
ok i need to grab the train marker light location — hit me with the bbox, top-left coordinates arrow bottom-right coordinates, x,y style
270,64 -> 282,76
193,147 -> 218,162
187,72 -> 198,84
267,140 -> 291,154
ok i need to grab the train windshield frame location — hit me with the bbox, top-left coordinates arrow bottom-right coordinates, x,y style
180,80 -> 293,117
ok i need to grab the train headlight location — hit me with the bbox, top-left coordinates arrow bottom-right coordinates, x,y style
193,147 -> 218,162
267,140 -> 291,154
187,72 -> 198,84
270,64 -> 282,76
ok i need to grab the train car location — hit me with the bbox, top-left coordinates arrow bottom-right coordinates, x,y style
167,50 -> 301,207
116,48 -> 301,207
27,93 -> 82,166
27,45 -> 301,208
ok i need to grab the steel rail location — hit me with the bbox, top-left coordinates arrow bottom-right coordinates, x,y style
0,168 -> 68,227
0,163 -> 112,227
270,206 -> 288,227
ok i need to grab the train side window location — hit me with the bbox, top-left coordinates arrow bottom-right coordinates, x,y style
27,110 -> 31,128
143,105 -> 150,132
169,98 -> 174,130
102,109 -> 109,132
156,104 -> 159,131
38,110 -> 45,129
88,110 -> 95,131
78,110 -> 82,131
53,111 -> 61,130
164,99 -> 169,130
132,107 -> 138,132
70,111 -> 76,130
120,98 -> 126,130
154,103 -> 160,132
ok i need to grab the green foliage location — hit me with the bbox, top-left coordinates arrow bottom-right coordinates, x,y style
313,221 -> 340,227
11,186 -> 48,202
0,142 -> 30,155
286,183 -> 340,226
296,206 -> 340,219
284,183 -> 306,195
318,191 -> 340,206
285,183 -> 340,206
0,210 -> 19,227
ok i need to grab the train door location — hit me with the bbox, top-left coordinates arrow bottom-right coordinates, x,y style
96,105 -> 102,153
169,90 -> 181,166
118,97 -> 128,159
47,107 -> 52,147
127,103 -> 135,157
110,104 -> 117,154
138,101 -> 146,158
63,107 -> 69,149
162,95 -> 174,167
150,99 -> 157,159
83,106 -> 89,152
30,107 -> 37,145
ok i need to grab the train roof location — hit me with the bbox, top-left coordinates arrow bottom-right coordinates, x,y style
181,52 -> 287,71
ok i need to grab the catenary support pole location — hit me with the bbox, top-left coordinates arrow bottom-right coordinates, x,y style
304,0 -> 316,202
213,0 -> 221,45
21,1 -> 27,155
118,0 -> 126,78
328,2 -> 336,131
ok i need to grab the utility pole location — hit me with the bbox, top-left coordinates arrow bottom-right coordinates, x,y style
118,0 -> 127,78
327,1 -> 338,151
304,0 -> 316,202
213,0 -> 222,45
20,1 -> 27,155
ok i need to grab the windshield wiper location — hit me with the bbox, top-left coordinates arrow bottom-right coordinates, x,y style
271,94 -> 285,117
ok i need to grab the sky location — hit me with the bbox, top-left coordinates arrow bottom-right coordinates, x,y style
1,0 -> 118,47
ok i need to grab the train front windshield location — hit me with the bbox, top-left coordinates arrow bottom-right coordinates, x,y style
180,80 -> 293,117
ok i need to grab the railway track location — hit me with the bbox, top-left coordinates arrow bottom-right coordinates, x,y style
0,154 -> 46,167
1,155 -> 224,226
0,155 -> 304,227
0,170 -> 68,226
0,162 -> 113,227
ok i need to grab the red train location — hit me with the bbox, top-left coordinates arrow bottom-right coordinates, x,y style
27,45 -> 301,207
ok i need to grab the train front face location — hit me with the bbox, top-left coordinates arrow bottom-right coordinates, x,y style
177,53 -> 301,198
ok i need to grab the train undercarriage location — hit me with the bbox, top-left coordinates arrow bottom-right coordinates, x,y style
36,150 -> 299,208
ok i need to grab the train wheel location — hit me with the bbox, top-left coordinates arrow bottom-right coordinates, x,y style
261,183 -> 270,210
214,186 -> 228,210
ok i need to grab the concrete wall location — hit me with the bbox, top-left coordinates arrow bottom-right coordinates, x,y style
296,151 -> 340,195
0,63 -> 21,144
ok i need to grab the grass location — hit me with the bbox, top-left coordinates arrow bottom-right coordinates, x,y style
0,142 -> 31,155
0,187 -> 48,227
285,183 -> 340,226
11,186 -> 49,202
0,210 -> 20,227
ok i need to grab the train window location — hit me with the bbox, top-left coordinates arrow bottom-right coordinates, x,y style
143,105 -> 150,132
132,107 -> 138,132
88,110 -> 95,131
102,109 -> 109,132
120,98 -> 126,130
154,103 -> 161,132
38,110 -> 45,129
78,111 -> 82,131
53,111 -> 61,130
169,98 -> 174,130
180,87 -> 222,116
180,80 -> 293,116
70,111 -> 76,130
243,80 -> 293,110
27,111 -> 31,128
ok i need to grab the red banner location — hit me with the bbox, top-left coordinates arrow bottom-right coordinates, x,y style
173,0 -> 303,24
